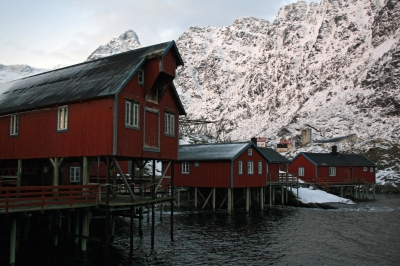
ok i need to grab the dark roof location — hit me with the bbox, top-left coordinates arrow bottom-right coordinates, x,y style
0,41 -> 184,115
314,134 -> 357,143
299,152 -> 375,167
178,142 -> 270,161
258,148 -> 290,163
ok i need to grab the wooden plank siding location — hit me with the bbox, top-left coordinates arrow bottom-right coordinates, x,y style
233,147 -> 267,188
0,97 -> 114,159
288,154 -> 316,183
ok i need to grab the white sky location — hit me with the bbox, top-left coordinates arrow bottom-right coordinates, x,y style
0,0 -> 320,69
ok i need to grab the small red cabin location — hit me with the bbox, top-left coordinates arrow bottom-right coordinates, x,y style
289,146 -> 376,184
0,41 -> 186,187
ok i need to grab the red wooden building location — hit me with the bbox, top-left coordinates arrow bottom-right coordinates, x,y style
0,41 -> 185,187
0,41 -> 186,262
171,142 -> 289,212
289,146 -> 376,186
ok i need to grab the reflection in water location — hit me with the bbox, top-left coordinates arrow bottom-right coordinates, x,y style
7,195 -> 400,265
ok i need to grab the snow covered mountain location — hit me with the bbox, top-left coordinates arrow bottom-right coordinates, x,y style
0,64 -> 48,83
174,0 -> 399,144
86,30 -> 141,61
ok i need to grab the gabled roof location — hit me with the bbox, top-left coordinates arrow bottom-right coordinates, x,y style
297,152 -> 375,167
178,142 -> 269,162
0,41 -> 184,115
258,148 -> 290,163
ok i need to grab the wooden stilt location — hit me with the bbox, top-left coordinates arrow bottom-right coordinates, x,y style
227,188 -> 232,214
81,208 -> 89,251
194,188 -> 198,209
139,207 -> 143,237
245,187 -> 250,213
260,187 -> 264,211
212,188 -> 216,212
151,159 -> 155,248
17,159 -> 22,188
177,189 -> 180,207
74,211 -> 80,245
281,185 -> 284,207
160,204 -> 163,221
110,214 -> 116,242
171,160 -> 175,243
130,206 -> 134,255
270,184 -> 272,207
10,217 -> 17,266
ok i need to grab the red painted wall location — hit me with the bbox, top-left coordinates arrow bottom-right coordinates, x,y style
233,148 -> 267,188
288,154 -> 316,182
0,97 -> 114,159
174,161 -> 231,188
117,50 -> 180,160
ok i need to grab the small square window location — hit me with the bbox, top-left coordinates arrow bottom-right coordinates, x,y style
370,167 -> 374,172
182,162 -> 189,174
138,69 -> 144,85
195,162 -> 200,167
363,167 -> 367,172
70,166 -> 81,183
248,149 -> 252,156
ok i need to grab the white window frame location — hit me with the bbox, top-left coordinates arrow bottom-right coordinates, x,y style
329,167 -> 336,176
363,167 -> 367,172
238,161 -> 243,175
10,114 -> 19,136
69,166 -> 81,183
248,161 -> 254,175
182,162 -> 189,174
138,69 -> 144,85
298,167 -> 305,176
164,112 -> 175,136
57,105 -> 68,131
125,100 -> 140,129
248,149 -> 252,156
258,161 -> 262,174
370,167 -> 373,172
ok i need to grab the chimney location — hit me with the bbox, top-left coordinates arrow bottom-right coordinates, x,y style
251,137 -> 257,145
331,145 -> 338,155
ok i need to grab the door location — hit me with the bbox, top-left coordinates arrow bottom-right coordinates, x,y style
143,108 -> 160,151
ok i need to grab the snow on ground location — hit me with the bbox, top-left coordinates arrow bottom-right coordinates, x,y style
292,186 -> 355,204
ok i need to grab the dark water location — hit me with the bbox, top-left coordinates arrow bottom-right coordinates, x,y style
11,194 -> 400,265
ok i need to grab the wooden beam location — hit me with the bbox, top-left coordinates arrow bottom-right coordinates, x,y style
112,156 -> 134,202
155,160 -> 171,192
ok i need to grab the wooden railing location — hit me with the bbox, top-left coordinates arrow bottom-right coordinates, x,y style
267,173 -> 298,183
0,185 -> 99,213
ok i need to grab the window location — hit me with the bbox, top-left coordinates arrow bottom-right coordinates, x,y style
182,162 -> 189,174
258,161 -> 262,174
298,167 -> 304,176
363,167 -> 367,172
238,161 -> 243,174
329,167 -> 336,176
164,112 -> 175,136
70,166 -> 81,183
248,149 -> 252,156
370,167 -> 374,172
138,69 -> 144,85
125,100 -> 140,128
10,114 -> 19,136
195,162 -> 200,167
58,105 -> 68,131
248,161 -> 254,174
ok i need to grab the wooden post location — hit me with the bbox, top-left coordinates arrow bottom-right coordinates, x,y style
160,204 -> 163,221
17,159 -> 22,188
10,217 -> 17,266
281,185 -> 284,207
194,188 -> 198,209
245,187 -> 250,213
110,214 -> 116,242
54,157 -> 59,186
227,188 -> 232,214
83,157 -> 90,185
81,208 -> 89,251
106,156 -> 110,205
170,160 -> 174,243
270,184 -> 272,207
74,211 -> 80,245
212,188 -> 216,212
151,159 -> 155,248
130,206 -> 134,255
260,187 -> 264,211
139,207 -> 143,237
177,189 -> 180,207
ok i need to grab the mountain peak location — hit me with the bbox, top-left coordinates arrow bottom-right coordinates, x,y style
86,30 -> 142,61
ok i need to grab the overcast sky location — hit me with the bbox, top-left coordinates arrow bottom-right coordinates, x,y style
0,0 -> 320,69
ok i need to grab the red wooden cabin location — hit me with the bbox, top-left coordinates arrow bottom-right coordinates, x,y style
0,41 -> 186,188
289,146 -> 376,185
